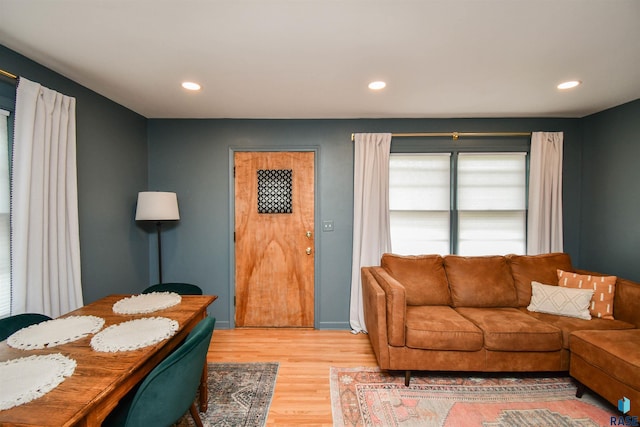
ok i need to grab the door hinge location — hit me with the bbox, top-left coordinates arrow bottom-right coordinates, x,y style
234,296 -> 236,307
233,166 -> 235,177
234,231 -> 236,242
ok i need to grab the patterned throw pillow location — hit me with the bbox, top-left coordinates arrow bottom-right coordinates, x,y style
527,281 -> 594,320
557,269 -> 616,320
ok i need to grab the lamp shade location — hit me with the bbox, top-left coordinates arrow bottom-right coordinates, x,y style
135,192 -> 180,221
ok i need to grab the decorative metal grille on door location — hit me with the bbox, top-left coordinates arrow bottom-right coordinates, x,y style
257,169 -> 293,214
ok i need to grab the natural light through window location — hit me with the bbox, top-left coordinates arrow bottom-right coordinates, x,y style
389,154 -> 451,255
457,153 -> 527,255
389,152 -> 527,256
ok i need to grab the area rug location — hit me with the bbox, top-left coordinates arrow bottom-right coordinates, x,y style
330,367 -> 618,426
174,362 -> 278,427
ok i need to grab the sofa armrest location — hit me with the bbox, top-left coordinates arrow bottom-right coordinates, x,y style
361,267 -> 390,368
575,269 -> 640,327
369,267 -> 407,347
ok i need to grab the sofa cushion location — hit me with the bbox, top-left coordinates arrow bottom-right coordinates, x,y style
570,329 -> 640,391
405,306 -> 483,351
527,281 -> 593,320
520,307 -> 635,349
558,269 -> 616,320
444,255 -> 517,307
456,307 -> 563,352
507,253 -> 573,307
381,254 -> 451,306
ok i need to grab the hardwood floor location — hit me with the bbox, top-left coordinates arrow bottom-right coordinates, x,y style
207,328 -> 378,426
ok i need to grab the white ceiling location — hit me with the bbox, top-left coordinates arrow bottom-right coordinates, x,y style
1,0 -> 639,119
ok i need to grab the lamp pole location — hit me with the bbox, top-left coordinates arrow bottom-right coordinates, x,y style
156,221 -> 163,284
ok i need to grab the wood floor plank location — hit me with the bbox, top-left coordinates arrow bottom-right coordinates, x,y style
207,328 -> 378,426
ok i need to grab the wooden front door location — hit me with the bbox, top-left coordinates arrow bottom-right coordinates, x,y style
234,151 -> 315,327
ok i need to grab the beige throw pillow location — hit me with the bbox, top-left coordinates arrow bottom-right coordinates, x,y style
527,281 -> 594,320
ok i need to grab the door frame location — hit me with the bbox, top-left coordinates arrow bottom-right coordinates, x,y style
228,146 -> 320,329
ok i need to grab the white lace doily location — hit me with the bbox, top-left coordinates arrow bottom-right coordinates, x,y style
7,315 -> 105,350
0,353 -> 76,410
90,317 -> 179,352
112,292 -> 182,314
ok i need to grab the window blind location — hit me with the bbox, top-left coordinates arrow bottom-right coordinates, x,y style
389,154 -> 451,255
457,153 -> 527,255
389,151 -> 527,256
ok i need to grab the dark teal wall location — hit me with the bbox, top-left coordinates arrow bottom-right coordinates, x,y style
580,99 -> 640,281
0,45 -> 149,303
8,43 -> 635,328
148,117 -> 582,329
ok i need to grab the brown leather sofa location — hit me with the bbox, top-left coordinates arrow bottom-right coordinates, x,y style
361,252 -> 640,386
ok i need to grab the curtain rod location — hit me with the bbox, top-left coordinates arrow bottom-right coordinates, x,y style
0,68 -> 17,80
350,131 -> 532,142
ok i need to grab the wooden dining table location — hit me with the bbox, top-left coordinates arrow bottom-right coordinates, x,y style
0,293 -> 217,427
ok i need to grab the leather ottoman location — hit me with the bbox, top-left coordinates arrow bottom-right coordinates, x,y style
570,329 -> 640,417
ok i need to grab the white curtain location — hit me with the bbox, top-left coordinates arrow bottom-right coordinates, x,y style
527,131 -> 563,255
11,77 -> 83,317
0,110 -> 10,318
349,133 -> 392,333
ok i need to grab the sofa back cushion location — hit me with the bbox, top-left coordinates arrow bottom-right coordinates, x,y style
381,254 -> 451,305
444,255 -> 517,307
506,253 -> 573,307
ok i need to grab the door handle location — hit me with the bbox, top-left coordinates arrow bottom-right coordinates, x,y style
306,231 -> 312,239
306,247 -> 312,255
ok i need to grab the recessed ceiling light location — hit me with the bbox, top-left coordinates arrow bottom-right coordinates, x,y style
557,80 -> 581,90
368,81 -> 386,90
181,81 -> 201,91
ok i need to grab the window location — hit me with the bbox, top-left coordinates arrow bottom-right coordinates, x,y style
457,153 -> 527,255
389,154 -> 451,254
390,151 -> 527,256
0,109 -> 9,317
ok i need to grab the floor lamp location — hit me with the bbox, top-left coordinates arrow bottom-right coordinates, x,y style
135,191 -> 180,284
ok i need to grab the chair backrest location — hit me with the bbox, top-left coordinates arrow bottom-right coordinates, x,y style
142,282 -> 203,295
0,313 -> 52,341
121,316 -> 215,427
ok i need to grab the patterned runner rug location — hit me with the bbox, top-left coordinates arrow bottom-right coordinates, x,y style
330,367 -> 618,426
175,362 -> 278,427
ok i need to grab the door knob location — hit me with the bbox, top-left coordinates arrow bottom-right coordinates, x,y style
306,231 -> 312,239
306,247 -> 312,255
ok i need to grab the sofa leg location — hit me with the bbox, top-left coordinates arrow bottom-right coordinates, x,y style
405,370 -> 411,387
575,381 -> 585,398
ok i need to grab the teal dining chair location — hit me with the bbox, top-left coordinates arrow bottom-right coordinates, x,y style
142,282 -> 203,296
103,316 -> 215,427
0,313 -> 52,341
